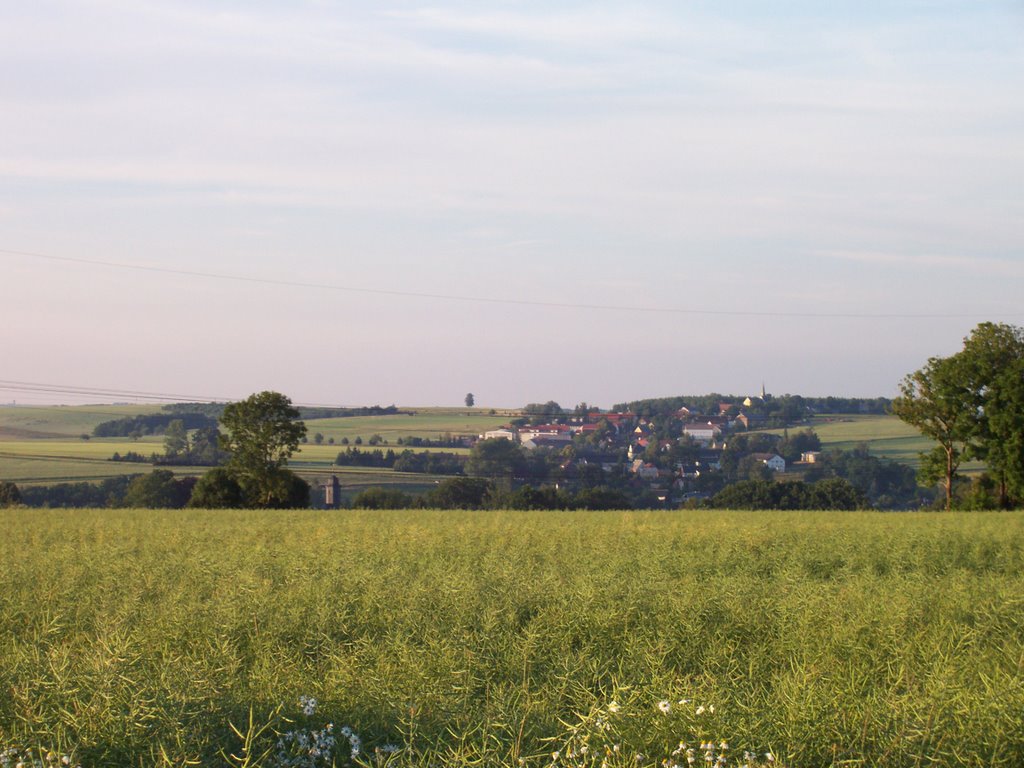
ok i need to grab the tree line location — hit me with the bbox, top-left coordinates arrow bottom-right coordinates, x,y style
93,412 -> 217,438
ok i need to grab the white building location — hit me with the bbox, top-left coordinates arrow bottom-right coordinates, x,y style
482,428 -> 516,441
750,452 -> 786,472
683,423 -> 722,444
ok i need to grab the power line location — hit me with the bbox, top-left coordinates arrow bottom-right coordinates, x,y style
0,379 -> 232,404
0,378 -> 393,410
1,246 -> 1013,320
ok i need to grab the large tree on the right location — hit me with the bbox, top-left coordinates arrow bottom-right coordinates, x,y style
893,322 -> 1024,510
958,322 -> 1024,507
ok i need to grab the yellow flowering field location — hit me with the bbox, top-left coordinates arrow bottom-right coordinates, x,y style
1,509 -> 1022,767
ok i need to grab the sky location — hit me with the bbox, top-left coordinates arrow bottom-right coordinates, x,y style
2,1 -> 1023,408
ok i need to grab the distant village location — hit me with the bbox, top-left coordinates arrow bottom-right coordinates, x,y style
474,387 -> 827,503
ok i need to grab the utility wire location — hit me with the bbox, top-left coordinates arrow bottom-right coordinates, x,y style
0,378 -> 372,409
1,247 -> 1014,320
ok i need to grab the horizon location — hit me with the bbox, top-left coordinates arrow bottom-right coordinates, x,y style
3,2 -> 1022,407
0,386 -> 895,411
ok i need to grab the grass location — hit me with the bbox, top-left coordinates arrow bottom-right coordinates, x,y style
1,508 -> 1022,767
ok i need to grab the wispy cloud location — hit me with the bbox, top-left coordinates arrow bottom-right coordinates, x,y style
818,249 -> 1024,279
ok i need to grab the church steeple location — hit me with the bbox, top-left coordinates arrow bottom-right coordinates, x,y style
761,381 -> 766,399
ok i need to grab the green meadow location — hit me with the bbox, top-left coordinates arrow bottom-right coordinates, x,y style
294,409 -> 509,445
2,508 -> 1022,767
806,415 -> 932,465
0,405 -> 164,438
0,406 -> 505,487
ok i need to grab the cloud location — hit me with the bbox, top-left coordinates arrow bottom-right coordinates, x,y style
818,249 -> 1024,279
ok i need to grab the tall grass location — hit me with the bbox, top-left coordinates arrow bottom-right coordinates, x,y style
1,509 -> 1022,766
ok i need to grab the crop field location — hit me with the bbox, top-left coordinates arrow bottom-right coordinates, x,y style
763,415 -> 981,470
297,410 -> 509,445
0,407 -> 503,487
806,416 -> 931,464
2,509 -> 1022,767
0,405 -> 165,438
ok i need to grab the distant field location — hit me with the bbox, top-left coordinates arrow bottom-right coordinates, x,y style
0,437 -> 166,484
0,406 -> 503,487
2,509 -> 1021,767
300,409 -> 509,444
763,414 -> 978,469
0,404 -> 164,438
808,415 -> 929,460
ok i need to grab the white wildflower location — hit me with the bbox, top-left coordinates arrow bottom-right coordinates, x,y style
658,700 -> 672,714
299,695 -> 318,717
608,701 -> 621,713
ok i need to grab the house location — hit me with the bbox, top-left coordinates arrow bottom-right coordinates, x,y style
518,424 -> 573,444
697,451 -> 722,470
594,412 -> 632,428
683,423 -> 721,444
733,412 -> 764,430
630,460 -> 660,480
800,451 -> 822,464
522,435 -> 572,450
750,452 -> 786,472
483,428 -> 516,441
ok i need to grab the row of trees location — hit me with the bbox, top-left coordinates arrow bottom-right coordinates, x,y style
708,478 -> 866,510
332,447 -> 464,475
351,478 -> 631,511
93,412 -> 217,438
893,322 -> 1024,510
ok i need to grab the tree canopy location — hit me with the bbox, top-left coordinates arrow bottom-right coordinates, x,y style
893,322 -> 1024,510
218,391 -> 308,507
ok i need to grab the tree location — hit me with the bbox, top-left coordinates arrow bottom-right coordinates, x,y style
0,481 -> 20,507
422,477 -> 493,509
124,470 -> 195,508
188,468 -> 245,508
314,432 -> 324,445
352,486 -> 412,509
986,358 -> 1024,504
465,393 -> 474,408
163,419 -> 188,459
956,323 -> 1024,507
466,438 -> 527,486
219,391 -> 307,507
892,355 -> 973,512
188,426 -> 227,466
262,470 -> 310,508
894,323 -> 1024,510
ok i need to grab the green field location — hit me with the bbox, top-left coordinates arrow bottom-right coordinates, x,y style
297,409 -> 508,445
763,414 -> 982,470
806,415 -> 932,464
0,404 -> 164,438
0,406 -> 505,488
2,509 -> 1021,767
